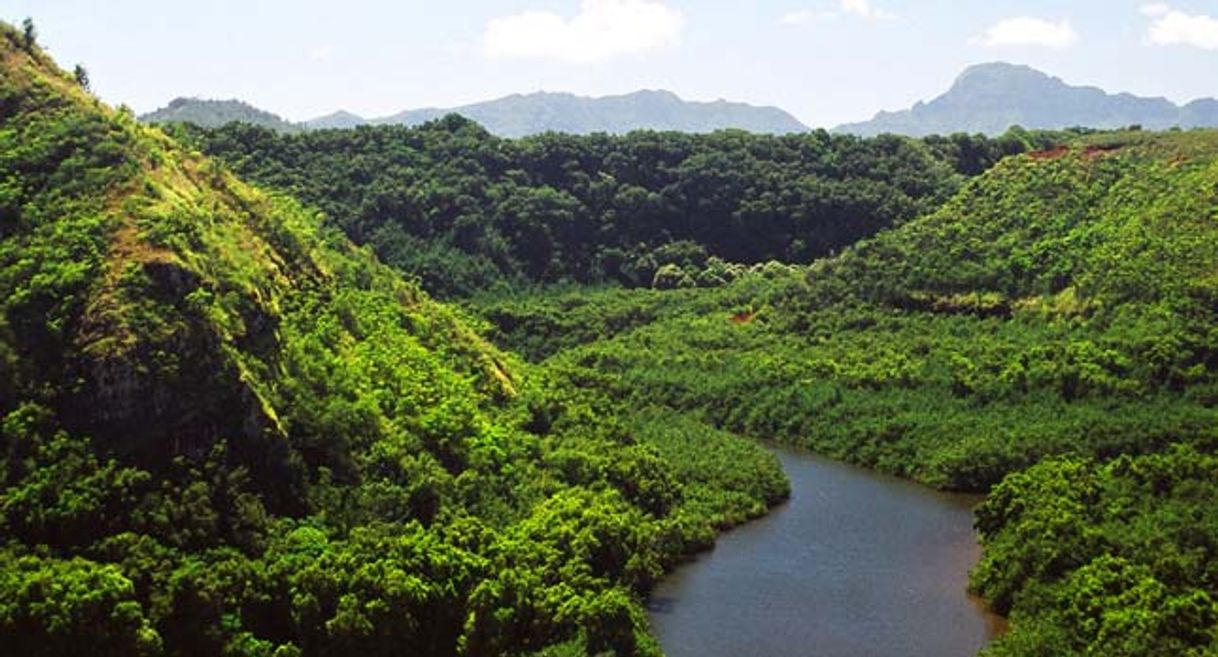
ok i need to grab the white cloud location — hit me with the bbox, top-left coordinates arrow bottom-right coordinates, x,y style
484,0 -> 683,64
780,0 -> 895,26
1141,4 -> 1218,50
840,0 -> 896,21
970,17 -> 1080,49
308,45 -> 334,61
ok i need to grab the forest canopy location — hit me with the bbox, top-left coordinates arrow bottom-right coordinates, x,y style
178,120 -> 1062,296
470,130 -> 1218,655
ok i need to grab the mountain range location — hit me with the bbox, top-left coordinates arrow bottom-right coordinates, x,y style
141,63 -> 1218,139
835,62 -> 1218,136
144,90 -> 810,137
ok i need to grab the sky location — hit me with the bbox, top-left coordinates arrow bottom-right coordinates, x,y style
4,1 -> 1218,128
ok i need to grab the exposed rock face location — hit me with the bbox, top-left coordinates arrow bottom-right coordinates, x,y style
67,257 -> 284,483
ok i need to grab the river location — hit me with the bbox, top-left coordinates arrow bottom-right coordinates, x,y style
647,444 -> 1004,657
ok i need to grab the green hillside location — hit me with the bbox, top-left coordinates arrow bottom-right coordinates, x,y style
179,118 -> 1048,297
0,22 -> 786,657
473,132 -> 1218,655
9,13 -> 1218,657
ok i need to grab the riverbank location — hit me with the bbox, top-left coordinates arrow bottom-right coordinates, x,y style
647,444 -> 1003,657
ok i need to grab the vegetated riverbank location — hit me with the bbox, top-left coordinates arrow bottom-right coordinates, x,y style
647,443 -> 1003,657
475,130 -> 1218,656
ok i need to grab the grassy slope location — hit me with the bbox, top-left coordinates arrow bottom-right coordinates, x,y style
0,20 -> 515,493
0,24 -> 785,657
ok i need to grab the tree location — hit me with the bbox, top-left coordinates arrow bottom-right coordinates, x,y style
73,64 -> 90,90
0,554 -> 163,657
21,18 -> 36,51
652,264 -> 692,290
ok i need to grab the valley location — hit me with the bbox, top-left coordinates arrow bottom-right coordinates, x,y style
4,12 -> 1218,657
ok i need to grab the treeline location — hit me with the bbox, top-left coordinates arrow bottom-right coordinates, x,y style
177,119 -> 1059,296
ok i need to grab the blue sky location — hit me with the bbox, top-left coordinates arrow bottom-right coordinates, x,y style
5,1 -> 1218,127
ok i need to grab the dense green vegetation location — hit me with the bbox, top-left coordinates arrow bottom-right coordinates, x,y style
973,447 -> 1218,656
176,119 -> 1050,297
472,131 -> 1218,654
9,15 -> 1218,657
0,24 -> 786,657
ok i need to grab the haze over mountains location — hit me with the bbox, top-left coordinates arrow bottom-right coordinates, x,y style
836,62 -> 1218,137
320,90 -> 810,136
139,97 -> 302,133
144,90 -> 809,137
141,63 -> 1218,138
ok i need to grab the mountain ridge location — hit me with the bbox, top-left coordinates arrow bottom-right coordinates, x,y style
143,89 -> 810,137
836,62 -> 1218,136
140,96 -> 301,132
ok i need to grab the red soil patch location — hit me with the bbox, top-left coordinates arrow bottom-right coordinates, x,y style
1083,144 -> 1122,159
1029,146 -> 1070,160
729,311 -> 755,325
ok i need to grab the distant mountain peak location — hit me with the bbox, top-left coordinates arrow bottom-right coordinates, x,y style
836,62 -> 1218,137
142,97 -> 300,132
951,62 -> 1057,89
625,89 -> 681,99
305,110 -> 366,130
957,61 -> 1044,78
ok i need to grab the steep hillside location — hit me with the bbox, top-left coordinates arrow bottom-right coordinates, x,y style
0,23 -> 785,657
474,129 -> 1218,656
837,62 -> 1218,136
832,131 -> 1218,305
141,97 -> 301,133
